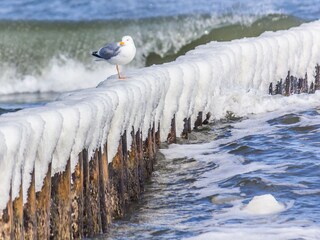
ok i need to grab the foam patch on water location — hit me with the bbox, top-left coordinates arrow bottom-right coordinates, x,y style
242,194 -> 285,215
187,226 -> 320,240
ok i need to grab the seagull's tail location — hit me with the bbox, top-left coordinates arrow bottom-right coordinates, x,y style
92,51 -> 102,58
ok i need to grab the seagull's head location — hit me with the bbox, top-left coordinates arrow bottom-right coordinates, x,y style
119,36 -> 134,47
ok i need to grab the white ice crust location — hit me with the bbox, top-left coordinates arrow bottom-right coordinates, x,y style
0,20 -> 320,211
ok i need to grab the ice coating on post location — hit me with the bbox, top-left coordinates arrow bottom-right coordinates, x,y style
0,20 -> 319,212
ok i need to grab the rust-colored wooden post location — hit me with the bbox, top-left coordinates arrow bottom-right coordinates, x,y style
128,128 -> 140,201
155,122 -> 161,148
36,163 -> 51,239
194,112 -> 203,129
143,126 -> 156,179
13,179 -> 24,239
136,130 -> 144,191
83,149 -> 92,236
151,122 -> 157,155
142,135 -> 150,180
71,152 -> 84,239
121,132 -> 129,207
98,143 -> 111,232
148,128 -> 155,173
0,188 -> 13,239
108,139 -> 125,218
83,149 -> 102,237
50,159 -> 71,240
23,170 -> 37,239
167,115 -> 176,144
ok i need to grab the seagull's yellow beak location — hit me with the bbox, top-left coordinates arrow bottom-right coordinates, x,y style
120,41 -> 125,46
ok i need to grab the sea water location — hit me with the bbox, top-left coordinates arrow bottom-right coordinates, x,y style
101,107 -> 320,239
1,1 -> 320,239
0,0 -> 315,108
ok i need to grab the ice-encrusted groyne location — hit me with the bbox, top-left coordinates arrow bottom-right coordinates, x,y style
0,20 -> 320,239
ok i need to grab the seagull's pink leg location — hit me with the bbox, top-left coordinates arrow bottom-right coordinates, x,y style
116,64 -> 121,79
116,65 -> 126,79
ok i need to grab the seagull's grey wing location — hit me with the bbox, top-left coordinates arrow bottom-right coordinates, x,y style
98,42 -> 120,60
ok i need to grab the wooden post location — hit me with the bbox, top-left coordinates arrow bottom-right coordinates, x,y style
309,82 -> 315,94
23,170 -> 37,239
167,115 -> 176,144
13,178 -> 24,239
128,128 -> 140,201
269,83 -> 273,95
194,112 -> 203,129
298,78 -> 303,94
152,125 -> 157,160
285,71 -> 290,96
0,188 -> 13,240
71,152 -> 84,239
83,149 -> 102,236
155,122 -> 161,148
146,128 -> 154,176
98,143 -> 111,232
108,139 -> 125,218
50,159 -> 71,240
121,132 -> 129,207
303,73 -> 308,93
203,113 -> 211,124
136,130 -> 145,191
36,163 -> 51,239
315,64 -> 320,91
181,118 -> 190,139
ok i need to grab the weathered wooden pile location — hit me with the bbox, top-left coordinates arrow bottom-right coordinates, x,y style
0,112 -> 207,240
269,64 -> 320,96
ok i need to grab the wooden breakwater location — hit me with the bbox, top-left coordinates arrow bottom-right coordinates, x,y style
1,20 -> 320,240
269,64 -> 320,96
0,112 -> 207,239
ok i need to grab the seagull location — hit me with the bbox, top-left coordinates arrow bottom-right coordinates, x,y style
92,36 -> 136,79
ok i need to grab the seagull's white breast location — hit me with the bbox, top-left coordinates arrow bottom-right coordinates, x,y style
108,42 -> 136,65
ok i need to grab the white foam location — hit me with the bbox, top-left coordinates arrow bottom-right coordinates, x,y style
188,226 -> 320,240
242,194 -> 285,215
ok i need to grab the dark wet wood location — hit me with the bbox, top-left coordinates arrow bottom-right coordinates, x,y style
269,66 -> 320,96
136,130 -> 145,192
203,113 -> 211,124
167,115 -> 176,144
181,118 -> 191,139
121,132 -> 129,207
194,112 -> 203,129
315,64 -> 320,91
